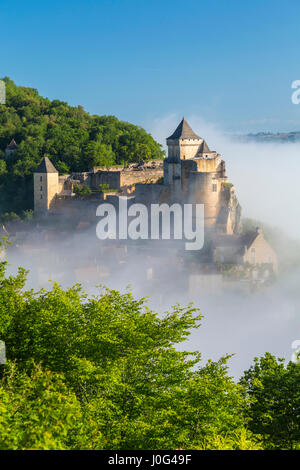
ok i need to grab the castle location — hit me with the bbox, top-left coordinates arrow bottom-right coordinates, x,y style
1,117 -> 269,279
33,118 -> 241,235
163,118 -> 241,234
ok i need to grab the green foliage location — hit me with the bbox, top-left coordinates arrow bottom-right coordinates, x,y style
0,363 -> 84,450
0,260 -> 298,450
0,77 -> 165,214
0,262 -> 252,450
84,142 -> 115,169
195,429 -> 263,450
99,183 -> 110,191
55,160 -> 70,174
73,184 -> 92,196
0,212 -> 21,223
240,353 -> 300,449
98,184 -> 119,193
21,209 -> 34,221
0,210 -> 34,224
222,182 -> 233,189
0,160 -> 7,176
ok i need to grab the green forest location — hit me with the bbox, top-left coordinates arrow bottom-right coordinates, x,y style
0,250 -> 299,450
0,77 -> 164,214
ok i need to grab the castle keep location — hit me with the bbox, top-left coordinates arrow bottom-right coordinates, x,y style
163,118 -> 241,234
34,118 -> 241,235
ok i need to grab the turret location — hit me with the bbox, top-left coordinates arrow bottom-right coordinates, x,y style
166,117 -> 209,162
164,118 -> 214,190
34,157 -> 58,214
5,139 -> 18,158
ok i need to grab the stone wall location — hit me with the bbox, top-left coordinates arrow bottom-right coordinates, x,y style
216,185 -> 242,234
120,168 -> 163,187
58,175 -> 70,193
163,159 -> 181,187
186,172 -> 221,227
70,172 -> 90,183
194,155 -> 221,172
244,232 -> 278,272
90,171 -> 121,189
167,138 -> 203,160
53,195 -> 103,220
90,167 -> 163,190
134,182 -> 168,205
179,139 -> 203,160
34,172 -> 58,213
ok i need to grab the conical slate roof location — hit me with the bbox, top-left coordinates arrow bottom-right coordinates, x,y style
35,157 -> 58,173
198,139 -> 211,153
167,118 -> 201,140
6,139 -> 18,150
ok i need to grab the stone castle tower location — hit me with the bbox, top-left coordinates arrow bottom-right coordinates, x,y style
164,118 -> 241,234
34,157 -> 58,214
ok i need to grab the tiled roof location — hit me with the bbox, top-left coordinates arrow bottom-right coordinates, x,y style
212,230 -> 260,249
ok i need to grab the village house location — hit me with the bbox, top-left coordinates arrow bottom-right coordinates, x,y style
212,228 -> 278,273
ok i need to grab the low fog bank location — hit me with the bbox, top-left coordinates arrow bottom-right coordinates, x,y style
184,278 -> 300,378
5,224 -> 300,379
152,114 -> 300,376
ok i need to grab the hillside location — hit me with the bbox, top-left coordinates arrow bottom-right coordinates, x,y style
0,77 -> 165,215
238,131 -> 300,143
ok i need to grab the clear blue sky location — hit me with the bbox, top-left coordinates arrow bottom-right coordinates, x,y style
1,0 -> 300,133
